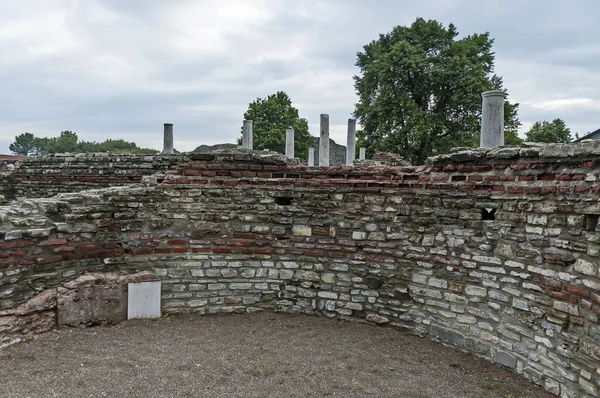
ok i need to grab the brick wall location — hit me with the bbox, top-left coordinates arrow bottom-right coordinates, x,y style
7,152 -> 191,198
2,143 -> 600,396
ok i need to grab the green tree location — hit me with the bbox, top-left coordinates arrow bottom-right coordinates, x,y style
10,131 -> 159,155
525,119 -> 572,143
9,133 -> 39,156
239,91 -> 312,159
354,18 -> 520,164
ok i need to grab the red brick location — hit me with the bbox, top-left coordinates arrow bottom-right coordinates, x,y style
213,247 -> 232,253
37,256 -> 62,264
538,174 -> 555,181
183,170 -> 200,176
542,186 -> 557,194
171,248 -> 190,254
233,234 -> 257,240
524,186 -> 541,194
510,163 -> 529,171
133,248 -> 152,255
485,175 -> 502,181
192,247 -> 211,253
254,249 -> 274,255
549,290 -> 571,301
154,248 -> 172,254
565,284 -> 589,297
53,246 -> 75,253
79,244 -> 101,251
167,240 -> 187,246
555,174 -> 572,181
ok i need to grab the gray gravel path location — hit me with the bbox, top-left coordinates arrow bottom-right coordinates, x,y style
1,312 -> 553,398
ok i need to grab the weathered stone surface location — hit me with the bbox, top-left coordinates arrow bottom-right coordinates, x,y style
365,314 -> 389,324
493,350 -> 517,369
2,143 -> 600,396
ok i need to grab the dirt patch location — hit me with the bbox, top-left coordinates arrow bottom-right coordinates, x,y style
0,312 -> 553,398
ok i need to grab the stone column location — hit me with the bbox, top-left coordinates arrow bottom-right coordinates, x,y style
480,90 -> 505,148
285,127 -> 294,158
242,120 -> 253,149
163,123 -> 173,154
359,147 -> 366,160
308,148 -> 315,167
346,118 -> 356,166
319,114 -> 329,166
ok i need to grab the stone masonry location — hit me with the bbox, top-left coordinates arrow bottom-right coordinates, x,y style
2,143 -> 600,396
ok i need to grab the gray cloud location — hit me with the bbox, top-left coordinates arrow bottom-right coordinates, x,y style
0,0 -> 598,155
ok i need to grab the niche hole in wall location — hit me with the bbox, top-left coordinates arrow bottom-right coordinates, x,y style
275,197 -> 294,206
585,214 -> 599,231
481,208 -> 496,221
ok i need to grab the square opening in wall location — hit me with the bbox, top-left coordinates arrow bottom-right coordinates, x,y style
275,197 -> 293,206
585,214 -> 599,231
481,208 -> 496,221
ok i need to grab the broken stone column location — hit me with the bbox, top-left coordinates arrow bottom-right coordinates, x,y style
285,127 -> 294,158
242,120 -> 253,149
308,148 -> 315,167
319,114 -> 329,166
162,123 -> 173,154
480,90 -> 505,148
359,147 -> 366,160
346,118 -> 356,166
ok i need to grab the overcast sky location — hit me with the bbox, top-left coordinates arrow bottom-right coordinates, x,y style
0,0 -> 598,154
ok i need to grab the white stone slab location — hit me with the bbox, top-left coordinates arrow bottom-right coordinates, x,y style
127,281 -> 161,319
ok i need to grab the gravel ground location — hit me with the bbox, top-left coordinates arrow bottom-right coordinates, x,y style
1,312 -> 553,398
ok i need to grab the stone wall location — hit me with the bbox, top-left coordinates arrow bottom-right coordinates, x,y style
2,143 -> 600,396
0,172 -> 13,202
7,152 -> 191,199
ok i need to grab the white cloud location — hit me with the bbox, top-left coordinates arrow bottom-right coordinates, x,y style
525,98 -> 600,111
0,0 -> 598,155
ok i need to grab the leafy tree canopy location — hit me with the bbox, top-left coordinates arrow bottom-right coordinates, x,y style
9,131 -> 159,156
239,91 -> 312,159
525,119 -> 572,144
354,18 -> 520,164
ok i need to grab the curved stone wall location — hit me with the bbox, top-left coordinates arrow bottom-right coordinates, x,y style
2,144 -> 600,397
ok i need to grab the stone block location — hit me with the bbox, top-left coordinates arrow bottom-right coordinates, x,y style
493,350 -> 517,369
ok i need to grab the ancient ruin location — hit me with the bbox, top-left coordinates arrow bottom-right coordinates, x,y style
1,139 -> 600,397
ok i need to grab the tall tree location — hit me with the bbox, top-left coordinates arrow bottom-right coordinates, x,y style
239,91 -> 312,159
9,133 -> 38,156
525,119 -> 572,143
354,18 -> 520,164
